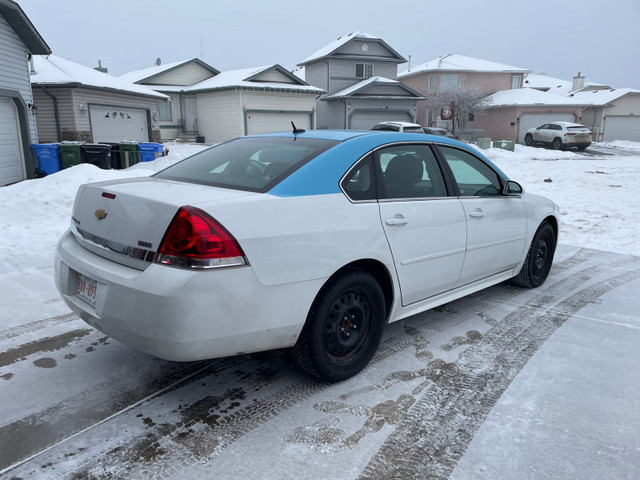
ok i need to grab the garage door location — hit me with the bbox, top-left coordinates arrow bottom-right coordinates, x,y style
0,97 -> 25,186
518,113 -> 575,142
603,116 -> 640,142
246,112 -> 311,135
349,111 -> 413,130
89,106 -> 149,143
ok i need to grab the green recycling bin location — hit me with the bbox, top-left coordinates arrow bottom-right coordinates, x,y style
58,141 -> 85,169
119,141 -> 140,167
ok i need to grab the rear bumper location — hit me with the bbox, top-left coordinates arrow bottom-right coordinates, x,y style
54,229 -> 322,361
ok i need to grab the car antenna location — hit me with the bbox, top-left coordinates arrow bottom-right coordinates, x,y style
291,121 -> 305,134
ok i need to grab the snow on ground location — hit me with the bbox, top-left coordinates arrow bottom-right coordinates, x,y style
0,141 -> 638,280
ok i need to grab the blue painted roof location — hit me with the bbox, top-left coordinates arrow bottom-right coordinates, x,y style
264,130 -> 508,197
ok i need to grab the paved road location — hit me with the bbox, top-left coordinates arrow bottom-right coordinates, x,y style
1,245 -> 638,479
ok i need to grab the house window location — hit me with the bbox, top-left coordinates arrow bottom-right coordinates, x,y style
511,75 -> 522,89
428,74 -> 435,93
158,100 -> 172,121
440,74 -> 460,92
355,63 -> 374,79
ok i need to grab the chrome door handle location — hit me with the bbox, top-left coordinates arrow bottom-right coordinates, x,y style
469,210 -> 486,218
385,217 -> 409,226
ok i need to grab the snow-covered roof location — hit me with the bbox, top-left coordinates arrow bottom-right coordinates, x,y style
31,55 -> 167,99
486,88 -> 583,107
568,88 -> 640,106
118,58 -> 220,84
399,53 -> 530,77
142,65 -> 324,94
523,73 -> 612,96
324,76 -> 424,100
0,0 -> 51,54
299,32 -> 381,65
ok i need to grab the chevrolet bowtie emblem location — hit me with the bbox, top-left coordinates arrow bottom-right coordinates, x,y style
95,209 -> 108,220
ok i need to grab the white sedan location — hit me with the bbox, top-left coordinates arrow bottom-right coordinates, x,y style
55,129 -> 559,381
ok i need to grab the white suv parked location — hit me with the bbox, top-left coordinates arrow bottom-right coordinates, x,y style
370,121 -> 425,133
524,122 -> 592,150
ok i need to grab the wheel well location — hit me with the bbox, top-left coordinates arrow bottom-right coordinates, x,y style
543,215 -> 559,240
326,259 -> 394,320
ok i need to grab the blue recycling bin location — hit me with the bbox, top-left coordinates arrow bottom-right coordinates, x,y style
31,143 -> 61,175
137,142 -> 164,162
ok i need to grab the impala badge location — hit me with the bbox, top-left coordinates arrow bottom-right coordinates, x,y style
95,209 -> 108,220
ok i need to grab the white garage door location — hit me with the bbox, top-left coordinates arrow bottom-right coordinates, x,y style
246,112 -> 311,135
518,113 -> 575,142
603,116 -> 640,142
89,106 -> 149,142
349,111 -> 413,130
0,97 -> 25,186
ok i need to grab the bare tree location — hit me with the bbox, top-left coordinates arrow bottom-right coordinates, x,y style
428,87 -> 493,132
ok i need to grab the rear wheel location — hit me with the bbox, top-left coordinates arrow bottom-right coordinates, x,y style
513,222 -> 556,288
552,138 -> 563,150
524,134 -> 534,147
577,145 -> 588,151
293,269 -> 386,382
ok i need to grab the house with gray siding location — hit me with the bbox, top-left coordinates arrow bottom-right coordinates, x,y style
297,32 -> 423,129
31,55 -> 167,144
0,0 -> 50,186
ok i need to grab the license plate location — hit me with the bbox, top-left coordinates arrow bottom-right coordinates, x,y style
77,274 -> 98,308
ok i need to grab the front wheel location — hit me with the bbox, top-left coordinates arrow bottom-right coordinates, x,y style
524,134 -> 534,147
293,269 -> 386,382
513,222 -> 556,288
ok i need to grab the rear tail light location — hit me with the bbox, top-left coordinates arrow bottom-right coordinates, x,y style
564,132 -> 576,136
156,206 -> 246,269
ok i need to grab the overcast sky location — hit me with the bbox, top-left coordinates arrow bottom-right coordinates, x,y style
17,0 -> 640,88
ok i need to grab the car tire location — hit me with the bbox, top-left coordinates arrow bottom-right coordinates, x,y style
293,269 -> 386,382
524,134 -> 534,147
513,222 -> 556,288
552,138 -> 564,150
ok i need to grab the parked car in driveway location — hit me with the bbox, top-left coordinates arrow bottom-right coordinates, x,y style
524,122 -> 592,150
423,127 -> 455,138
370,121 -> 425,133
55,129 -> 559,382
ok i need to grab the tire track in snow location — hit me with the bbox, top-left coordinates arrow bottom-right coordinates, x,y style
357,268 -> 640,480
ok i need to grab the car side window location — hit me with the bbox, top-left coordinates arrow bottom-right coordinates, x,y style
341,155 -> 376,201
375,144 -> 447,199
438,146 -> 503,196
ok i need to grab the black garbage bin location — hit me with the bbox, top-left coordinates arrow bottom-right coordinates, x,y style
99,142 -> 122,169
82,144 -> 112,169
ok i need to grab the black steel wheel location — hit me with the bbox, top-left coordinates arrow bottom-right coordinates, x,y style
552,137 -> 564,150
524,134 -> 534,147
513,222 -> 556,288
293,269 -> 386,382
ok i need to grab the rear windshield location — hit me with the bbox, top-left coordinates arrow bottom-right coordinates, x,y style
403,126 -> 425,133
568,126 -> 589,131
154,137 -> 338,192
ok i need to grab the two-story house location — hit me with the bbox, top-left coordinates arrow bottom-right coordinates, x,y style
0,0 -> 50,186
398,53 -> 530,129
298,32 -> 423,129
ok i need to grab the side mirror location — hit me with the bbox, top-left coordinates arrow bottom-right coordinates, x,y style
504,180 -> 523,195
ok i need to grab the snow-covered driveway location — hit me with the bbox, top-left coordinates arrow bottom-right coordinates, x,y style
0,142 -> 638,478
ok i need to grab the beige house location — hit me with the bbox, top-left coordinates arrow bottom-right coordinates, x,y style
473,88 -> 584,142
398,53 -> 530,128
121,59 -> 324,144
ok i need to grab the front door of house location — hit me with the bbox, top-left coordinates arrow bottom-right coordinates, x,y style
183,97 -> 198,132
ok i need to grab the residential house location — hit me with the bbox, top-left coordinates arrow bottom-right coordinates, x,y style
121,59 -> 324,144
31,55 -> 168,144
398,53 -> 530,129
0,0 -> 50,186
474,88 -> 584,142
298,32 -> 423,129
